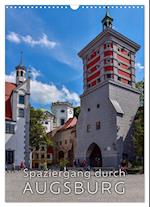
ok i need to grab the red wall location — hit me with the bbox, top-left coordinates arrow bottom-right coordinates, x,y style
118,70 -> 131,78
87,56 -> 100,69
87,71 -> 100,82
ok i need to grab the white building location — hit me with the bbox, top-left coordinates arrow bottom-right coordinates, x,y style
5,60 -> 30,170
41,102 -> 74,134
42,111 -> 55,133
51,102 -> 74,127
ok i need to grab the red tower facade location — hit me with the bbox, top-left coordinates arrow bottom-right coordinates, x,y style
79,11 -> 140,93
76,10 -> 140,169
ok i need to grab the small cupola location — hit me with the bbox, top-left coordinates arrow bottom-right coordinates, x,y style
101,7 -> 113,31
16,51 -> 26,85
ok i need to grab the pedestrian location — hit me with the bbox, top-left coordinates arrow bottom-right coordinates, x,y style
20,161 -> 25,170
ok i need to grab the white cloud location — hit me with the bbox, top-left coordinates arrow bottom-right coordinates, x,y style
30,67 -> 41,80
5,71 -> 16,83
30,80 -> 80,105
6,32 -> 57,49
5,68 -> 80,106
135,62 -> 144,70
6,32 -> 21,43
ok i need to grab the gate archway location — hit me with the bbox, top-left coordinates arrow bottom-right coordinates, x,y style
86,143 -> 102,167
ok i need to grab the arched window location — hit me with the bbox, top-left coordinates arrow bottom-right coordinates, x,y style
21,71 -> 23,77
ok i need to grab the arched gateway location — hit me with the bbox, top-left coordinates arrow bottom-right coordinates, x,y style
86,143 -> 102,167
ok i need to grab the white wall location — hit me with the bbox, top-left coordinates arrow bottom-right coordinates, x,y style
51,104 -> 74,127
5,118 -> 25,167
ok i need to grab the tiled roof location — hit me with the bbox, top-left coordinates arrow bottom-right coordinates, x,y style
5,82 -> 16,120
60,117 -> 77,131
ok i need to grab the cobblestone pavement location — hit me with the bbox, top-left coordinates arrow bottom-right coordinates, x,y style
5,171 -> 144,202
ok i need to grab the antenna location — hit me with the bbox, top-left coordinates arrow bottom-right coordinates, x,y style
106,6 -> 109,15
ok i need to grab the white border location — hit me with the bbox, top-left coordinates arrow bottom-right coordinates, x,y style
0,0 -> 149,207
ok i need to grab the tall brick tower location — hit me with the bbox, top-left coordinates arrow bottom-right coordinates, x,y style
76,10 -> 140,169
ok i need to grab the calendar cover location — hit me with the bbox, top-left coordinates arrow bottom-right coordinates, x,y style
3,1 -> 146,204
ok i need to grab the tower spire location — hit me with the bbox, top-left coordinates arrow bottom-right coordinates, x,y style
101,7 -> 113,31
20,51 -> 23,65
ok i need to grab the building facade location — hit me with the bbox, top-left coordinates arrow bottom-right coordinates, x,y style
42,111 -> 55,133
76,11 -> 140,169
5,60 -> 30,169
31,144 -> 53,169
51,102 -> 74,127
31,102 -> 74,169
48,117 -> 77,167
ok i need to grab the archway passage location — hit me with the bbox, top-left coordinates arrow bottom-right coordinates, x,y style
86,143 -> 102,167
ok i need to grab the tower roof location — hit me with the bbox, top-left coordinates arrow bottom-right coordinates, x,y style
101,7 -> 113,30
101,9 -> 113,23
5,82 -> 17,120
78,28 -> 140,58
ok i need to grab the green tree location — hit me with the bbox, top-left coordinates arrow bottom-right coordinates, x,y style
133,106 -> 144,159
29,106 -> 53,147
136,81 -> 144,106
133,80 -> 144,161
74,106 -> 80,118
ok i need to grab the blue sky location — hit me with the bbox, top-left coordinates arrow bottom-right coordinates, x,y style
5,6 -> 144,109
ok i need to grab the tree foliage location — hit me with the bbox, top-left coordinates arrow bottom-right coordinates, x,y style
136,81 -> 144,106
133,107 -> 144,158
29,106 -> 52,148
133,81 -> 144,158
74,106 -> 80,118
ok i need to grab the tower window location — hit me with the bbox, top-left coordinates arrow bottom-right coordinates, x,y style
60,119 -> 65,125
107,74 -> 112,79
18,108 -> 24,117
96,121 -> 101,130
118,48 -> 120,52
20,71 -> 24,77
87,124 -> 91,132
17,71 -> 19,76
61,109 -> 65,113
41,154 -> 45,159
97,78 -> 101,83
88,84 -> 91,88
19,95 -> 25,104
118,62 -> 121,66
97,104 -> 100,108
88,108 -> 90,112
118,77 -> 121,81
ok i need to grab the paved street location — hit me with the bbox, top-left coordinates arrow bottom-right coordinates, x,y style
5,171 -> 144,202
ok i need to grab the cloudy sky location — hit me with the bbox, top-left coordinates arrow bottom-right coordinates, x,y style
5,6 -> 144,109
